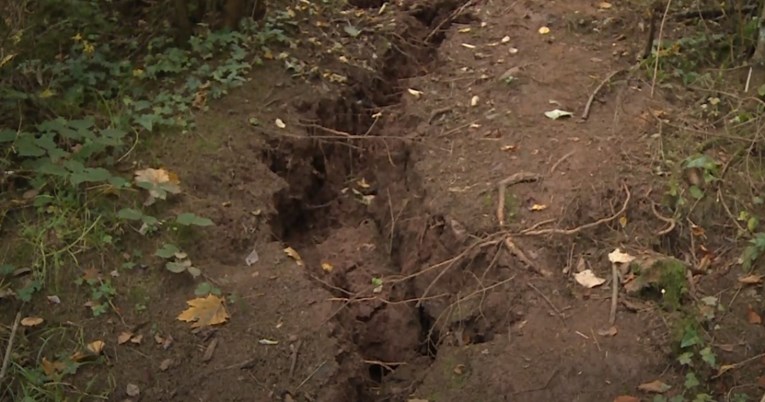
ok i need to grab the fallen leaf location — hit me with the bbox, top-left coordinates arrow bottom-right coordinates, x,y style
461,43 -> 476,49
87,340 -> 106,354
356,178 -> 371,189
619,216 -> 628,228
739,274 -> 763,285
598,326 -> 618,337
500,145 -> 516,152
321,262 -> 334,273
538,26 -> 550,35
747,305 -> 762,324
81,267 -> 101,282
284,247 -> 304,267
544,109 -> 573,120
608,248 -> 635,264
407,88 -> 423,98
508,47 -> 519,54
47,295 -> 61,304
470,95 -> 480,107
530,204 -> 547,212
159,358 -> 173,371
130,334 -> 143,344
574,269 -> 606,288
717,344 -> 735,352
598,2 -> 612,9
637,380 -> 671,393
501,36 -> 510,43
613,396 -> 640,402
259,338 -> 279,345
245,247 -> 260,266
41,357 -> 66,376
716,364 -> 735,377
126,383 -> 140,397
275,118 -> 286,129
20,316 -> 44,327
118,331 -> 133,345
177,294 -> 229,328
134,167 -> 181,202
458,27 -> 471,33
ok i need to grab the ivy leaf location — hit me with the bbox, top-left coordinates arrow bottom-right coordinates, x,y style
155,244 -> 180,259
176,213 -> 213,226
677,351 -> 693,366
684,372 -> 700,389
699,346 -> 716,368
134,114 -> 157,132
117,208 -> 143,220
688,185 -> 704,200
16,135 -> 45,157
680,328 -> 701,348
165,260 -> 190,273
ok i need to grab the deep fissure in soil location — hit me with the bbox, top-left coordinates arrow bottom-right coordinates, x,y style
261,1 -> 509,398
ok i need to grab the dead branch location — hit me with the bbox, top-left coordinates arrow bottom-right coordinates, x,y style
0,312 -> 21,384
521,183 -> 631,236
651,201 -> 676,235
608,263 -> 618,326
497,172 -> 542,226
504,237 -> 550,276
580,69 -> 626,121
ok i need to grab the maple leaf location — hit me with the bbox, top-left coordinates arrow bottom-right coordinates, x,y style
177,294 -> 229,328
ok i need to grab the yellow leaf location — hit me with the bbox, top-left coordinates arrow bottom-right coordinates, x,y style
716,364 -> 735,377
619,215 -> 628,227
598,2 -> 612,9
458,27 -> 471,33
275,118 -> 286,129
284,247 -> 304,267
0,53 -> 16,68
500,145 -> 516,152
39,89 -> 55,99
321,262 -> 334,273
20,316 -> 44,327
87,340 -> 105,354
530,204 -> 547,212
538,26 -> 551,35
177,294 -> 229,328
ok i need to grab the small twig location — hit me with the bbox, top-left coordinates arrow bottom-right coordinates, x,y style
549,150 -> 575,174
497,172 -> 542,226
712,352 -> 765,379
527,282 -> 565,324
580,70 -> 625,121
289,340 -> 302,379
608,263 -> 618,326
521,183 -> 630,236
505,237 -> 550,276
0,312 -> 21,383
651,201 -> 676,235
297,360 -> 326,389
651,0 -> 672,97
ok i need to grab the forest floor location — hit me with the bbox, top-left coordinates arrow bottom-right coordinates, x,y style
4,0 -> 765,401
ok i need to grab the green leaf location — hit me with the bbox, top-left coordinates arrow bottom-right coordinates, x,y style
689,185 -> 704,200
176,213 -> 213,226
155,244 -> 180,259
684,372 -> 700,389
680,328 -> 701,348
748,217 -> 759,232
16,280 -> 42,302
117,208 -> 143,220
195,282 -> 221,296
0,129 -> 16,143
134,114 -> 157,131
16,135 -> 45,157
187,266 -> 202,278
677,351 -> 693,366
0,264 -> 15,276
165,261 -> 188,273
758,83 -> 765,97
35,161 -> 69,177
699,346 -> 716,368
70,167 -> 112,186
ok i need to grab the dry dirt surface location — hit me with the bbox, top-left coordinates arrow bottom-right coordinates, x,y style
15,0 -> 765,401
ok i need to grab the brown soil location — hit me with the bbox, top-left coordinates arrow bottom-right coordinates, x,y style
5,0 -> 765,401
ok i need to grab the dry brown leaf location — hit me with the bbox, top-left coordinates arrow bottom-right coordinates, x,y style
716,364 -> 735,377
177,294 -> 229,328
118,331 -> 133,345
739,274 -> 763,285
321,262 -> 334,273
747,305 -> 762,324
41,357 -> 66,376
20,316 -> 44,327
159,358 -> 173,371
598,2 -> 612,9
134,167 -> 181,199
613,396 -> 640,402
757,376 -> 765,389
637,379 -> 671,393
130,334 -> 143,344
597,326 -> 618,337
284,247 -> 304,267
87,340 -> 106,354
619,215 -> 628,228
608,248 -> 635,264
